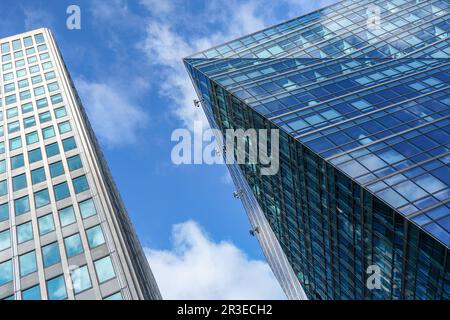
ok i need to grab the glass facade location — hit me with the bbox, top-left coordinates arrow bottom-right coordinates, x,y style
186,0 -> 449,299
0,29 -> 161,300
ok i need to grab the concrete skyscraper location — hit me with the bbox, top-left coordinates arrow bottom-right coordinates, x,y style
185,0 -> 449,299
0,29 -> 161,300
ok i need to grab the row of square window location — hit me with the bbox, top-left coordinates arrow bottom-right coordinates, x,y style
1,256 -> 120,300
2,118 -> 71,145
0,136 -> 76,175
0,120 -> 72,155
0,152 -> 82,196
1,94 -> 62,113
0,197 -> 97,245
1,117 -> 71,144
2,80 -> 59,101
2,51 -> 49,65
1,97 -> 64,126
1,53 -> 50,76
0,173 -> 89,218
2,64 -> 54,100
1,70 -> 55,94
0,200 -> 102,255
0,33 -> 46,54
1,105 -> 67,136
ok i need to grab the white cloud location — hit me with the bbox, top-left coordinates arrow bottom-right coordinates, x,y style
23,7 -> 54,30
139,0 -> 340,131
139,0 -> 270,131
139,0 -> 174,15
220,171 -> 233,185
146,221 -> 286,300
75,79 -> 149,147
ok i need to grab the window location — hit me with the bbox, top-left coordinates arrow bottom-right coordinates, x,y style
62,137 -> 76,152
51,94 -> 62,104
25,47 -> 35,55
18,79 -> 29,88
15,59 -> 25,68
0,160 -> 5,174
34,86 -> 45,96
22,102 -> 33,114
17,221 -> 33,244
27,56 -> 37,64
0,260 -> 13,286
0,42 -> 10,53
73,175 -> 89,194
59,206 -> 76,227
0,203 -> 9,222
49,161 -> 64,178
0,180 -> 7,196
42,126 -> 55,139
3,72 -> 13,81
42,242 -> 60,267
86,225 -> 105,248
0,142 -> 4,154
47,275 -> 67,300
58,121 -> 72,134
26,131 -> 39,145
48,82 -> 59,92
4,83 -> 15,93
12,39 -> 22,50
5,94 -> 16,105
104,292 -> 123,300
45,143 -> 59,158
31,75 -> 42,84
38,214 -> 55,235
54,106 -> 66,118
0,229 -> 11,251
34,189 -> 50,208
79,198 -> 96,219
71,265 -> 92,294
42,61 -> 52,69
39,111 -> 51,123
11,154 -> 24,170
23,36 -> 33,47
1,53 -> 10,62
29,65 -> 39,74
44,71 -> 55,80
22,285 -> 41,300
7,121 -> 20,133
28,148 -> 42,163
19,251 -> 37,276
14,196 -> 30,215
9,136 -> 22,150
14,51 -> 23,58
31,167 -> 46,185
95,256 -> 115,283
16,69 -> 26,77
19,85 -> 31,97
54,182 -> 70,201
64,233 -> 83,257
3,63 -> 12,71
12,173 -> 27,191
23,116 -> 36,128
35,33 -> 45,44
5,104 -> 16,117
36,97 -> 48,109
67,155 -> 82,171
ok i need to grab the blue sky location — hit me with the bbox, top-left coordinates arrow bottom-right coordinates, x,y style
0,0 -> 338,299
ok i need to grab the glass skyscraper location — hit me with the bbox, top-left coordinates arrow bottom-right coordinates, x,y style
0,29 -> 161,300
185,0 -> 449,299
